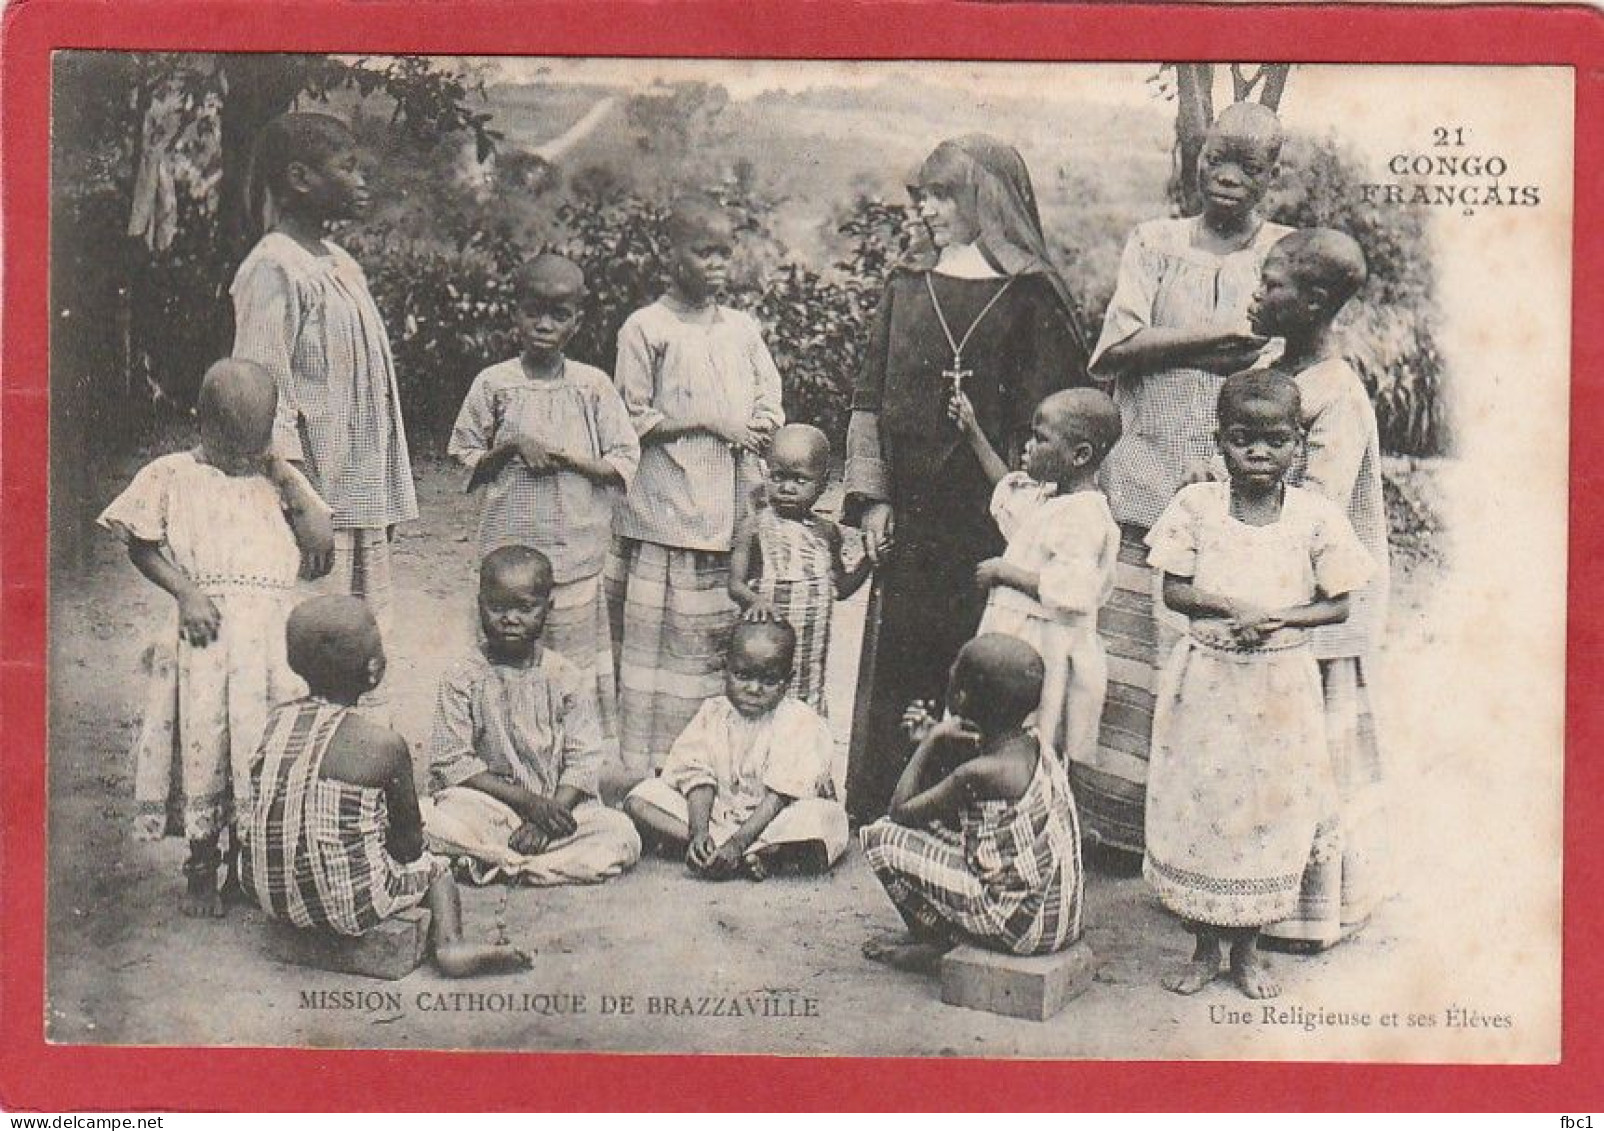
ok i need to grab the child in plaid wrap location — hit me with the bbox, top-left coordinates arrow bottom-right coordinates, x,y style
730,424 -> 872,715
860,635 -> 1084,971
243,596 -> 531,977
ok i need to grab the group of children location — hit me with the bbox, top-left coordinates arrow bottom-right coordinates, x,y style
100,105 -> 1392,1000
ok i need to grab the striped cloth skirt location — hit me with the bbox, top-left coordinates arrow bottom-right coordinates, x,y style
605,536 -> 737,776
756,573 -> 832,715
1079,524 -> 1180,853
1263,656 -> 1390,948
543,573 -> 620,764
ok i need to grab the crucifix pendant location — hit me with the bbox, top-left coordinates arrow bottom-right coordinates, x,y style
944,357 -> 971,395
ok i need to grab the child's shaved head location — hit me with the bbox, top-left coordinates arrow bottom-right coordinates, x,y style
287,596 -> 382,693
1218,367 -> 1302,430
197,358 -> 277,456
480,544 -> 555,596
729,619 -> 796,672
1038,388 -> 1122,464
1270,228 -> 1368,315
1206,101 -> 1285,163
516,252 -> 586,304
767,424 -> 831,475
665,197 -> 735,248
950,634 -> 1045,733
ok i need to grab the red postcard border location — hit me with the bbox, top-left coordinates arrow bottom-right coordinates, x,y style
3,0 -> 1601,1112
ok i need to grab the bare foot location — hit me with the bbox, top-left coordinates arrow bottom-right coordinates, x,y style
744,853 -> 770,882
434,942 -> 533,978
218,872 -> 249,907
1231,952 -> 1281,999
1162,958 -> 1221,995
180,868 -> 225,919
861,931 -> 951,973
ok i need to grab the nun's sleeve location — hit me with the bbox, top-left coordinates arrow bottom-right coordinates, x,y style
843,283 -> 895,522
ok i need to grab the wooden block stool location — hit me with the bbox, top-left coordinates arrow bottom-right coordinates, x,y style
266,907 -> 432,980
939,940 -> 1097,1021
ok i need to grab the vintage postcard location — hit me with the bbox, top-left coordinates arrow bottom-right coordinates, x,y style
4,0 -> 1601,1111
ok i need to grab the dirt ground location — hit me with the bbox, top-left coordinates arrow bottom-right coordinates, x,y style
46,455 -> 1475,1060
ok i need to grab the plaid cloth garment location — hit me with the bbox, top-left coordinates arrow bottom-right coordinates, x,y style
242,698 -> 441,937
860,746 -> 1084,956
753,509 -> 836,715
231,232 -> 418,531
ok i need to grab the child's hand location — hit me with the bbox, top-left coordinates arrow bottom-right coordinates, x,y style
946,389 -> 979,435
704,840 -> 744,879
900,700 -> 939,742
515,436 -> 556,473
927,714 -> 982,747
508,821 -> 551,857
740,597 -> 779,624
685,831 -> 718,871
1180,459 -> 1217,487
708,418 -> 763,453
519,795 -> 578,841
1196,330 -> 1271,375
747,417 -> 778,451
177,591 -> 222,647
974,557 -> 1007,590
1231,610 -> 1286,648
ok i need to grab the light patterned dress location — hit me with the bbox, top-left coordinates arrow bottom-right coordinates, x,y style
1082,214 -> 1292,853
606,296 -> 785,772
977,475 -> 1120,764
860,742 -> 1084,956
1142,483 -> 1372,928
625,696 -> 850,865
449,357 -> 641,758
753,508 -> 837,714
242,697 -> 443,936
99,451 -> 315,841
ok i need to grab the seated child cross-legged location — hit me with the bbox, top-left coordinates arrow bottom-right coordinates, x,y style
624,620 -> 850,880
242,596 -> 529,977
860,635 -> 1085,973
951,386 -> 1122,767
421,546 -> 642,886
729,423 -> 873,715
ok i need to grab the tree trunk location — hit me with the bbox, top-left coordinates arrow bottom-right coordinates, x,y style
1173,63 -> 1214,215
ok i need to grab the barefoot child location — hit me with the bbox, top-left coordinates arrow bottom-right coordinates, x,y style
949,386 -> 1122,767
99,358 -> 330,917
623,621 -> 850,880
1144,370 -> 1372,999
729,423 -> 872,714
449,253 -> 640,760
242,597 -> 530,977
232,112 -> 418,714
1247,229 -> 1391,947
607,198 -> 785,775
421,547 -> 641,886
860,635 -> 1084,971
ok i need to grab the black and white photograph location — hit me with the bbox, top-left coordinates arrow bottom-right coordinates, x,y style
44,54 -> 1570,1060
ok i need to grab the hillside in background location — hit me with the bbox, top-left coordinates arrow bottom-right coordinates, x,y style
484,76 -> 1175,277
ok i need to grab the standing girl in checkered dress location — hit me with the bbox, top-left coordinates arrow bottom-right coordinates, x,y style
231,112 -> 418,718
449,254 -> 640,763
1084,102 -> 1292,853
606,198 -> 784,776
729,424 -> 872,716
